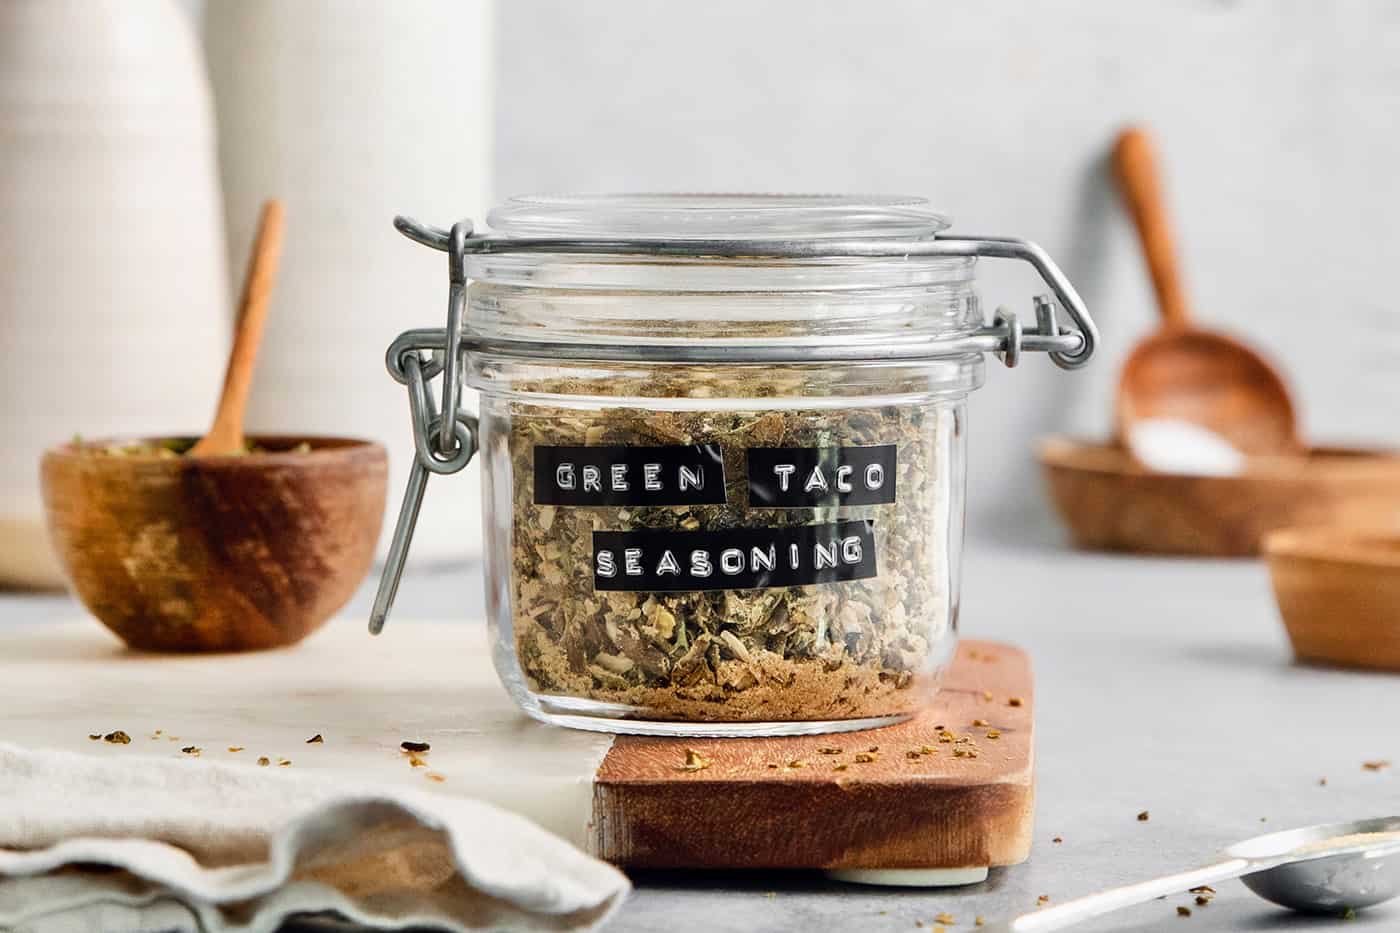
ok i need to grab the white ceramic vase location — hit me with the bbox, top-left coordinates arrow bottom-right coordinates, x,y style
0,0 -> 230,588
203,0 -> 494,565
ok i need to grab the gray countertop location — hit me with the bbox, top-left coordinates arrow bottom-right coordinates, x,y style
4,536 -> 1397,932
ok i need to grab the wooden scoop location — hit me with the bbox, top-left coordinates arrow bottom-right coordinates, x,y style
189,200 -> 285,456
1112,128 -> 1299,456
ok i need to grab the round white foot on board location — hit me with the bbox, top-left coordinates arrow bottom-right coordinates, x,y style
825,866 -> 990,887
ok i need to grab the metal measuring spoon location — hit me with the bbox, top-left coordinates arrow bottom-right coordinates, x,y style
991,816 -> 1400,932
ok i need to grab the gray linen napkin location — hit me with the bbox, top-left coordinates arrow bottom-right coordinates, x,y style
0,743 -> 629,933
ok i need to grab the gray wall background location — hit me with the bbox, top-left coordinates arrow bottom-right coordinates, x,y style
198,0 -> 1400,537
494,0 -> 1400,536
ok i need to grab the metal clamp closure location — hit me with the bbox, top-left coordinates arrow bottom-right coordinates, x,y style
368,345 -> 478,635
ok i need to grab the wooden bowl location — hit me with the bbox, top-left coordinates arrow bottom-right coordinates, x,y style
40,436 -> 387,652
1265,527 -> 1400,672
1038,437 -> 1400,557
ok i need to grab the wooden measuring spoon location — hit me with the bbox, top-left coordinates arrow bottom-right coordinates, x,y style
190,200 -> 285,456
1112,128 -> 1300,456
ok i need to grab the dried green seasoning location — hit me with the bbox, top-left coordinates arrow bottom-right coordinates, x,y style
502,369 -> 951,723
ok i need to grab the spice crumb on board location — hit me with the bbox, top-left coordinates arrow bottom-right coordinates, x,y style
227,746 -> 244,753
278,759 -> 292,767
1362,760 -> 1390,771
257,757 -> 270,767
400,740 -> 430,753
1008,696 -> 1024,707
1137,810 -> 1151,822
833,763 -> 849,771
103,731 -> 131,745
972,718 -> 989,727
980,691 -> 993,701
679,748 -> 713,772
180,746 -> 201,756
1177,906 -> 1192,917
853,752 -> 878,763
986,729 -> 1001,739
786,759 -> 806,770
935,912 -> 955,924
305,734 -> 323,744
817,746 -> 843,755
905,750 -> 922,760
919,745 -> 938,755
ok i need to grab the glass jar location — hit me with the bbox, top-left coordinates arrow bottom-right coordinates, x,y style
372,194 -> 1097,737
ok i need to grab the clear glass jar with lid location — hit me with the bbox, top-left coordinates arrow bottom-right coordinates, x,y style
372,194 -> 1097,736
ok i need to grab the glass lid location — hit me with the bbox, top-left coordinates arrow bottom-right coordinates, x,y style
485,193 -> 951,241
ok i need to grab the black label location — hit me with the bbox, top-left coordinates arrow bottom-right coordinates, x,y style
534,444 -> 727,506
592,520 -> 877,592
747,445 -> 897,507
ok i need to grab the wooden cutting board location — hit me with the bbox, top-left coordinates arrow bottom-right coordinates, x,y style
0,622 -> 1031,875
593,639 -> 1034,873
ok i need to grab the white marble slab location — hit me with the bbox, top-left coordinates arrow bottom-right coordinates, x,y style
0,619 -> 613,850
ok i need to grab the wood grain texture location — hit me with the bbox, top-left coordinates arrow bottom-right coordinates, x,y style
592,640 -> 1033,870
1039,438 -> 1400,556
1112,127 -> 1191,330
191,199 -> 284,457
1266,528 -> 1400,672
1111,127 -> 1299,456
40,436 -> 386,652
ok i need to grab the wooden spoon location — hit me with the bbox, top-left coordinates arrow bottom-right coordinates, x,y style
1112,128 -> 1300,456
190,200 -> 285,456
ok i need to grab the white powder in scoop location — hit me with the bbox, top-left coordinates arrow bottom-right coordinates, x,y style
1127,418 -> 1245,477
